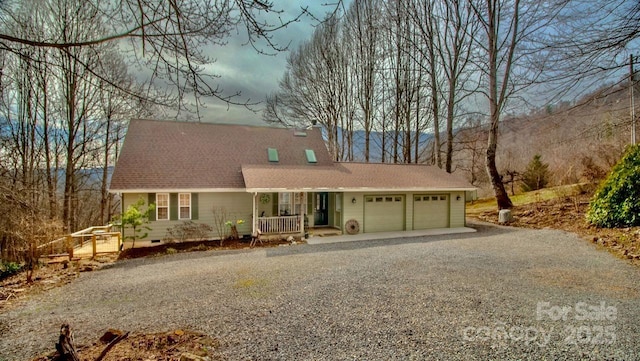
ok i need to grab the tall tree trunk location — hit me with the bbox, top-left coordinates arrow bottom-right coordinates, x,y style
100,115 -> 111,225
484,0 -> 514,210
41,78 -> 58,220
485,122 -> 511,209
426,0 -> 442,168
445,94 -> 455,173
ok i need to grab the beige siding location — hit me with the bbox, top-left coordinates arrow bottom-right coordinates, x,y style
331,193 -> 342,229
405,192 -> 415,230
342,192 -> 364,234
122,192 -> 252,242
203,192 -> 253,237
257,193 -> 274,218
449,191 -> 466,227
306,193 -> 315,228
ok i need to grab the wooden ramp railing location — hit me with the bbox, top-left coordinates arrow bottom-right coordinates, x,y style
38,225 -> 122,260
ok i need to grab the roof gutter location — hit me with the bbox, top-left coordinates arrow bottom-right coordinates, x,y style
244,187 -> 477,193
109,187 -> 247,194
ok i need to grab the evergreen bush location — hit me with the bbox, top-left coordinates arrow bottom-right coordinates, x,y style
586,145 -> 640,228
0,261 -> 22,280
521,154 -> 551,192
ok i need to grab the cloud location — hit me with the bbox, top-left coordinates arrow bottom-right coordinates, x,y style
183,1 -> 343,125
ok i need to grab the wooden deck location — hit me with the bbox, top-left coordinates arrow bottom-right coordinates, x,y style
73,234 -> 121,257
38,225 -> 122,260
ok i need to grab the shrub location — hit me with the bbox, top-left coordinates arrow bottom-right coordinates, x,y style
0,261 -> 22,280
586,145 -> 640,228
164,221 -> 213,242
521,154 -> 551,192
165,248 -> 178,255
119,197 -> 154,248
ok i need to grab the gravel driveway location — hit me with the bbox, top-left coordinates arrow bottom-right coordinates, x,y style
1,222 -> 640,360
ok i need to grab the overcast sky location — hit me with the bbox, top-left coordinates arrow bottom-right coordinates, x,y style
184,1 -> 345,126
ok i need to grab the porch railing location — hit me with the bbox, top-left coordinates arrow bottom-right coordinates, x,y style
258,215 -> 301,234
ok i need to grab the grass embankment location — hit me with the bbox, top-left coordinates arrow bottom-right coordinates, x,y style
467,184 -> 582,215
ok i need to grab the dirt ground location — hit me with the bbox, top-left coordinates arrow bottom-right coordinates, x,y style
0,255 -> 117,312
118,236 -> 291,259
30,328 -> 221,361
472,192 -> 640,266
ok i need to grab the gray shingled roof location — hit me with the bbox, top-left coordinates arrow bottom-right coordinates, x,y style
241,163 -> 476,192
109,119 -> 332,192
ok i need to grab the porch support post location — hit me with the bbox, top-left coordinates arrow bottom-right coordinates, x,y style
300,192 -> 305,237
252,192 -> 257,236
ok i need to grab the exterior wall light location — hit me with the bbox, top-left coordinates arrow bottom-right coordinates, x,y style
456,195 -> 461,201
352,197 -> 357,204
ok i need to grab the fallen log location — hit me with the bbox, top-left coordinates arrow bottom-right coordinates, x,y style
95,331 -> 130,361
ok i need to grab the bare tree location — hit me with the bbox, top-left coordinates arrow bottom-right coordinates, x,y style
267,0 -> 444,164
346,0 -> 382,162
0,0 -> 153,233
454,116 -> 488,186
468,0 -> 536,208
264,14 -> 352,160
438,0 -> 479,173
0,0 -> 313,115
381,0 -> 429,164
405,0 -> 477,171
96,51 -> 151,225
405,0 -> 442,167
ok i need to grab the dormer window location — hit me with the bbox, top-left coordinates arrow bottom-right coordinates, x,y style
268,148 -> 279,162
305,149 -> 317,163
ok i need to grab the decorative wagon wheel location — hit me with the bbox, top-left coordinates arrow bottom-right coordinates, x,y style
345,219 -> 360,235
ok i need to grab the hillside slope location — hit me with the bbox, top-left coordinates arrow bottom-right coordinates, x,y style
454,84 -> 634,196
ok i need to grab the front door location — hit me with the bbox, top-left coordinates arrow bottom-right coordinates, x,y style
314,192 -> 329,226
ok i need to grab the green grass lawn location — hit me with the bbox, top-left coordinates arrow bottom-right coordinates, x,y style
467,184 -> 584,216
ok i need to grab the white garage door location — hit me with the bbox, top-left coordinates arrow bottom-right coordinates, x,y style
364,195 -> 405,233
413,194 -> 449,229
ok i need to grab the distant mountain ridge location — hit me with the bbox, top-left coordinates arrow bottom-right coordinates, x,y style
333,128 -> 435,163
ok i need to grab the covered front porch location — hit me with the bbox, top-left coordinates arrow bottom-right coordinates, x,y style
251,191 -> 342,237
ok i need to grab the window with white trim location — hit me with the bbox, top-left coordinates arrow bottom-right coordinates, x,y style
279,192 -> 291,215
179,193 -> 191,219
156,193 -> 169,220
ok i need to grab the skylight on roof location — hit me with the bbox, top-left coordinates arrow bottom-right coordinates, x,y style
305,149 -> 317,163
268,148 -> 279,162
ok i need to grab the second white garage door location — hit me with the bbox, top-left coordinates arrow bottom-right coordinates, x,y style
364,195 -> 405,233
413,194 -> 449,229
